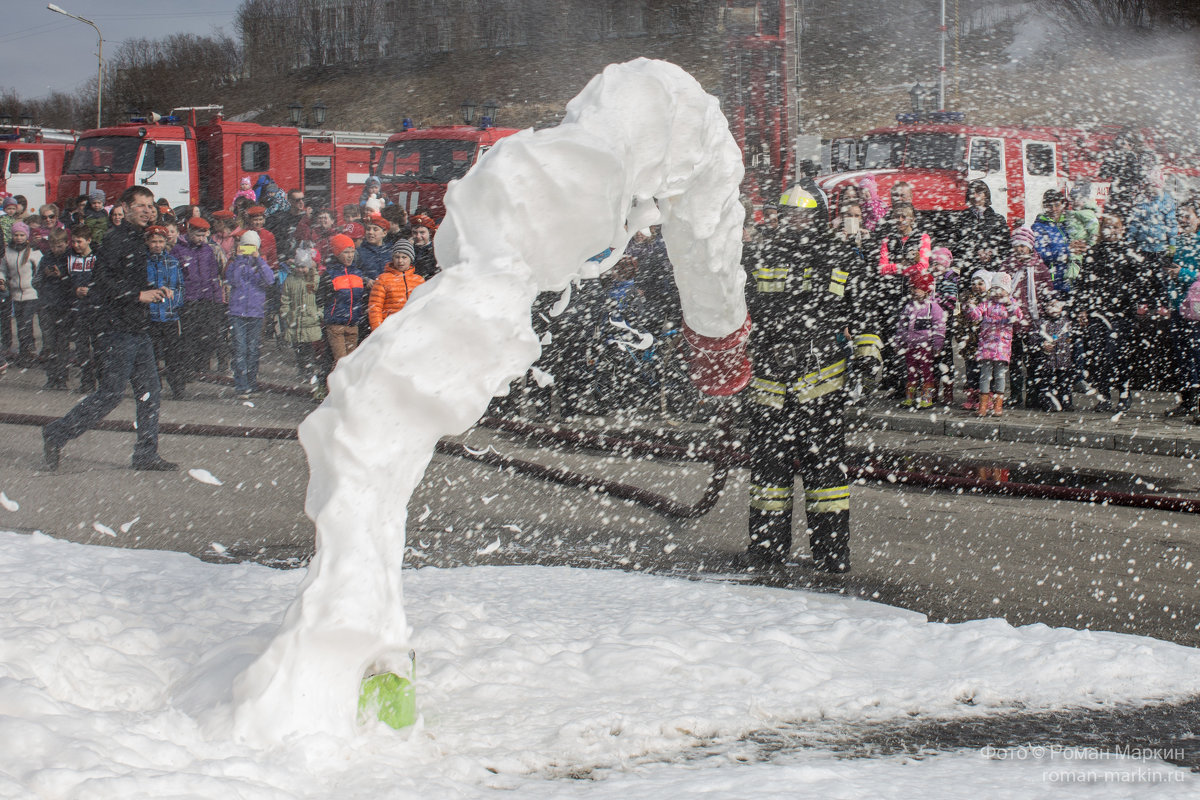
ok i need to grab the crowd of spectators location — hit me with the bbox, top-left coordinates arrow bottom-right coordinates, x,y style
0,180 -> 439,403
797,136 -> 1200,421
4,130 -> 1200,429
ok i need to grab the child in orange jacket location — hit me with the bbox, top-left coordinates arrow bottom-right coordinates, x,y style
368,239 -> 425,330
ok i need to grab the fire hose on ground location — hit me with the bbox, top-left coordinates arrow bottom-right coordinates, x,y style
4,391 -> 1200,517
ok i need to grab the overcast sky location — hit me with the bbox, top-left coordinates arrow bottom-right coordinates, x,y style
1,0 -> 243,101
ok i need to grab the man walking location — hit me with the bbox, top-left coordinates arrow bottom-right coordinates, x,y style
42,186 -> 178,472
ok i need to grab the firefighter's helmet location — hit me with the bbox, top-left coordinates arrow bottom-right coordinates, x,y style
779,186 -> 818,209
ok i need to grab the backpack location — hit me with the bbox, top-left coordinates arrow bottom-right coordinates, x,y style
1181,279 -> 1200,321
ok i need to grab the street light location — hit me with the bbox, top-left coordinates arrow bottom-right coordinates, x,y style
909,82 -> 926,114
47,4 -> 103,128
19,112 -> 33,129
481,99 -> 499,127
460,99 -> 476,126
287,101 -> 327,128
0,112 -> 11,128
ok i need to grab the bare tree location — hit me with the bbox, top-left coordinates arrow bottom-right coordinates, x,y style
1056,0 -> 1200,27
104,32 -> 243,121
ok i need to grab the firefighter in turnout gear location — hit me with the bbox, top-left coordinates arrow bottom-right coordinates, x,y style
741,187 -> 881,573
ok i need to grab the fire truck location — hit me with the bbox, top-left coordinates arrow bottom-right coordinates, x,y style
721,0 -> 804,213
58,107 -> 389,213
820,122 -> 1200,231
373,119 -> 520,220
0,127 -> 77,210
372,2 -> 802,221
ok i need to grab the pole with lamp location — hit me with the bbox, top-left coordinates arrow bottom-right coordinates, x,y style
287,101 -> 328,129
47,3 -> 103,129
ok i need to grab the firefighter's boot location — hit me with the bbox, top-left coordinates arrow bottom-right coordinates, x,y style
808,511 -> 851,574
741,509 -> 792,570
976,393 -> 993,417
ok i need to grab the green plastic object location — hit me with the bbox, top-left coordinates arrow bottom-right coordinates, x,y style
358,654 -> 417,730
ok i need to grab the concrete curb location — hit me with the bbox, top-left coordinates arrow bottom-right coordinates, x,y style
853,405 -> 1200,458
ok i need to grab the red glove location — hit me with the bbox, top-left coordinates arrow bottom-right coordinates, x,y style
682,314 -> 752,396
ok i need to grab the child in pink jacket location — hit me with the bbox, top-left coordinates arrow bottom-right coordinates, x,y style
966,272 -> 1025,417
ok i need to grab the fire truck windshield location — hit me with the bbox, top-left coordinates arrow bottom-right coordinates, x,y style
65,137 -> 142,175
861,133 -> 965,171
863,135 -> 903,169
376,139 -> 476,184
904,133 -> 966,169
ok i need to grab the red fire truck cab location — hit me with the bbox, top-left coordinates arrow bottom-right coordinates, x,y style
58,108 -> 388,214
374,124 -> 520,220
821,121 -> 1200,230
0,130 -> 76,211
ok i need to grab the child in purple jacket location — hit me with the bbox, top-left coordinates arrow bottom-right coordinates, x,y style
225,230 -> 275,398
895,270 -> 946,409
930,246 -> 959,405
966,272 -> 1025,417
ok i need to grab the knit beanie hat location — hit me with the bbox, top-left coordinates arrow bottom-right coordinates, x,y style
3,195 -> 18,209
329,233 -> 355,254
88,189 -> 106,203
391,239 -> 415,263
240,177 -> 252,190
10,221 -> 29,236
409,214 -> 438,233
293,247 -> 316,269
1011,226 -> 1037,250
930,246 -> 953,269
240,230 -> 261,249
990,272 -> 1012,294
972,269 -> 991,286
909,271 -> 935,294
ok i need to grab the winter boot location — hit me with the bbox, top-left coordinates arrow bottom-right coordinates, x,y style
901,384 -> 917,408
962,388 -> 979,411
808,511 -> 851,574
976,393 -> 993,417
1165,389 -> 1195,419
918,383 -> 935,409
940,381 -> 954,406
740,509 -> 792,570
992,394 -> 1005,417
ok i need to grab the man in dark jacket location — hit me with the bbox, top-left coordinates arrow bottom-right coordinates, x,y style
952,180 -> 1010,276
740,187 -> 881,574
42,185 -> 178,471
266,190 -> 309,262
1074,213 -> 1156,412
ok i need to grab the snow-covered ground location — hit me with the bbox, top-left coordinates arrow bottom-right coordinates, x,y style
1,530 -> 1196,799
